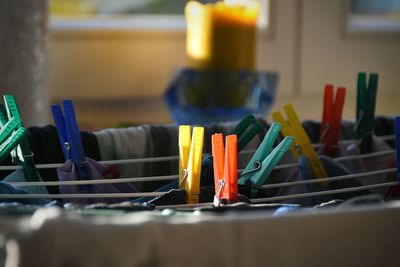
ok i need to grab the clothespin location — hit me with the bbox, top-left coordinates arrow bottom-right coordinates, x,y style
2,95 -> 41,182
52,99 -> 91,179
229,114 -> 263,151
238,123 -> 294,196
179,125 -> 204,204
212,134 -> 238,205
0,112 -> 26,163
396,116 -> 400,181
385,116 -> 400,199
354,72 -> 378,153
0,116 -> 25,162
320,84 -> 346,156
272,104 -> 328,182
200,114 -> 263,187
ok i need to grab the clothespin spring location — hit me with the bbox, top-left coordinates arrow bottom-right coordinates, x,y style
179,169 -> 188,189
239,161 -> 261,177
214,180 -> 227,207
217,180 -> 225,199
319,124 -> 330,143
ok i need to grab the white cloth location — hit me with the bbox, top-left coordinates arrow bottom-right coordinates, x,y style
2,202 -> 400,267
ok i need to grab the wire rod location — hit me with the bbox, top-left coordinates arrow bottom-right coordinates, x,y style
0,135 -> 395,171
8,175 -> 179,187
253,181 -> 398,203
0,149 -> 395,175
261,168 -> 396,190
0,192 -> 167,199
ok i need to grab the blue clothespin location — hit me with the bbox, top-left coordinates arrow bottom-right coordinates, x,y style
51,99 -> 91,179
396,116 -> 400,181
238,123 -> 294,196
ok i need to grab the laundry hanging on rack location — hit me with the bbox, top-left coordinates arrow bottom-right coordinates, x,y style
0,116 -> 396,207
334,136 -> 396,196
57,158 -> 138,204
0,125 -> 101,195
275,155 -> 371,206
51,99 -> 140,205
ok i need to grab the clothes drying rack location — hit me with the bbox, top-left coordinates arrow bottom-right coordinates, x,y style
0,126 -> 399,267
0,134 -> 396,208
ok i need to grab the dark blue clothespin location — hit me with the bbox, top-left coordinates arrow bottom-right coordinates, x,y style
385,116 -> 400,199
51,99 -> 90,179
396,116 -> 400,181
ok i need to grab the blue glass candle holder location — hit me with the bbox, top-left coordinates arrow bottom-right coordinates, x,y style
164,68 -> 278,125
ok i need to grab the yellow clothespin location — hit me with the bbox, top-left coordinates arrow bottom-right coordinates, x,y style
179,125 -> 204,204
272,104 -> 328,182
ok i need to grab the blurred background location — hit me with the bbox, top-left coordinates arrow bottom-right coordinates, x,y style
1,0 -> 400,129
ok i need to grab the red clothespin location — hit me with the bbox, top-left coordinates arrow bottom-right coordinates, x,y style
212,133 -> 238,206
320,84 -> 346,157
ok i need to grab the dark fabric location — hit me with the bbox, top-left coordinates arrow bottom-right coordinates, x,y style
301,116 -> 395,144
145,126 -> 173,192
0,181 -> 50,205
0,125 -> 101,195
275,156 -> 371,206
148,189 -> 186,206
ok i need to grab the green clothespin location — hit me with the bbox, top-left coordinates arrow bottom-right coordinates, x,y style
354,72 -> 378,153
0,116 -> 20,144
230,114 -> 257,136
228,114 -> 264,151
3,95 -> 41,182
238,123 -> 295,196
0,103 -> 26,162
0,116 -> 26,163
0,104 -> 8,125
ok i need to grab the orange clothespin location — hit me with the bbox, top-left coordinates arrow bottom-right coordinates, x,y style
320,84 -> 346,156
212,133 -> 238,206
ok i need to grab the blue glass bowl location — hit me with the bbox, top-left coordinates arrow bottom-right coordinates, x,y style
164,68 -> 278,125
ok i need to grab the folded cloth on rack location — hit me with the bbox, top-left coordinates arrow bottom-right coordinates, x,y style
57,158 -> 138,205
3,169 -> 50,199
0,181 -> 50,205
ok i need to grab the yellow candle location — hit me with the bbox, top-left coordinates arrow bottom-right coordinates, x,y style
185,0 -> 259,70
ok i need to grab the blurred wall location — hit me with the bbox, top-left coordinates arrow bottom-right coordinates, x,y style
49,0 -> 400,128
0,0 -> 49,127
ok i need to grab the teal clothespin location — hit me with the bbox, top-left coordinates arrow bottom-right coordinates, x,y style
229,114 -> 264,151
0,116 -> 26,163
3,95 -> 41,182
238,123 -> 294,196
354,72 -> 378,153
0,103 -> 26,162
0,104 -> 8,125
